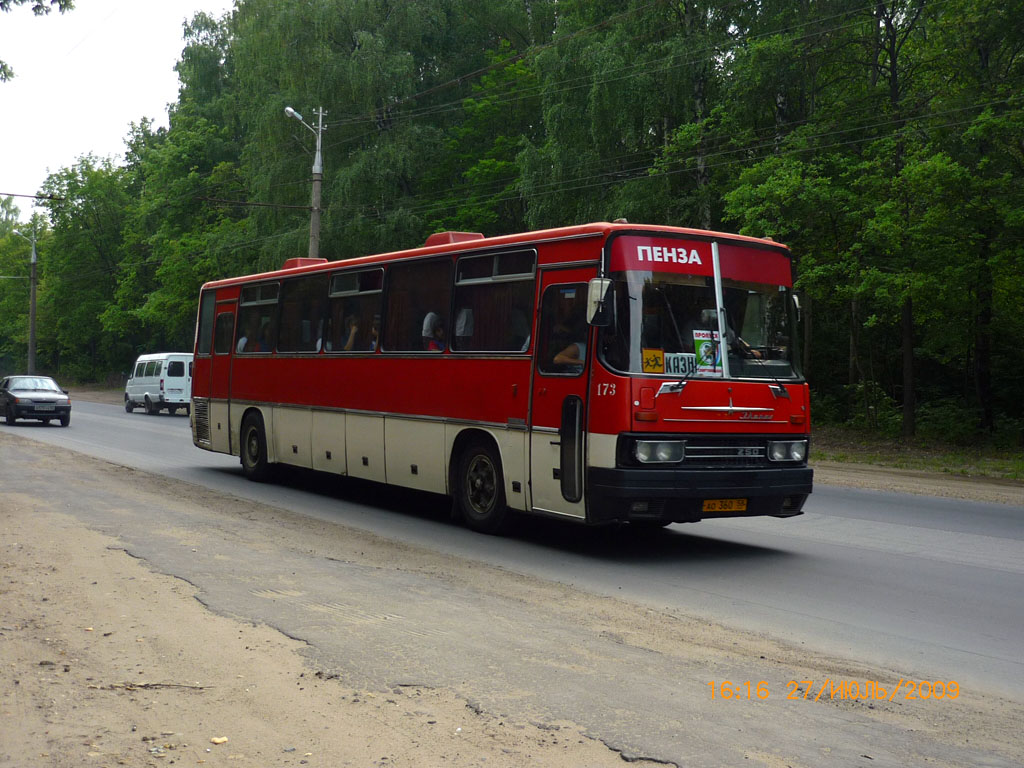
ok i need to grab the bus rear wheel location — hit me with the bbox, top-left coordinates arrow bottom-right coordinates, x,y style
457,440 -> 509,534
240,412 -> 271,482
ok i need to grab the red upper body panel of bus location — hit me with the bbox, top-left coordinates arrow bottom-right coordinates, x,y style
197,222 -> 789,292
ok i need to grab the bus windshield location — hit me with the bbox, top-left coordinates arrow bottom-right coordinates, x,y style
600,270 -> 799,379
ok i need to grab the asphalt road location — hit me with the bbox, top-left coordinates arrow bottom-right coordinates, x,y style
9,399 -> 1024,700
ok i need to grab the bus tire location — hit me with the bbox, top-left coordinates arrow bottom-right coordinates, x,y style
124,397 -> 134,413
144,395 -> 157,415
240,412 -> 271,482
457,439 -> 509,534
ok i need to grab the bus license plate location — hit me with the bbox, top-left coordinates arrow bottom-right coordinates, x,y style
702,498 -> 747,513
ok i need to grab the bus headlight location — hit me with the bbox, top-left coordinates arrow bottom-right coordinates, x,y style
768,440 -> 808,462
634,440 -> 685,463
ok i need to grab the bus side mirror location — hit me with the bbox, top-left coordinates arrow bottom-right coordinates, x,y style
587,278 -> 612,327
791,293 -> 802,323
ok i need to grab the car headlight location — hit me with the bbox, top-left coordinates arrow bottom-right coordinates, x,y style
634,440 -> 685,464
768,440 -> 808,462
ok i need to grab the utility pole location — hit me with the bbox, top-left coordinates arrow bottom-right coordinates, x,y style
284,105 -> 326,260
309,106 -> 325,261
12,226 -> 37,374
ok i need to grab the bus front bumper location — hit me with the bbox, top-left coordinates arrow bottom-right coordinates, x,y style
587,465 -> 813,524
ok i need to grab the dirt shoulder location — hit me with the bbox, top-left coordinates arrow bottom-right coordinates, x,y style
69,386 -> 1024,506
70,387 -> 125,407
810,461 -> 1023,505
1,490 -> 650,768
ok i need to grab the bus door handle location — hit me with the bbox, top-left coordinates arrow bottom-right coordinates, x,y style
550,440 -> 561,446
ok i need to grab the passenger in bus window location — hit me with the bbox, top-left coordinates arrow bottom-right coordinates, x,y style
257,317 -> 276,352
454,308 -> 474,349
553,339 -> 586,366
510,308 -> 531,352
422,312 -> 446,351
237,314 -> 259,353
369,315 -> 380,351
549,287 -> 586,368
342,314 -> 360,351
311,299 -> 327,352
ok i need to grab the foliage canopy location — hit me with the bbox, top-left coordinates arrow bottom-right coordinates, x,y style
1,0 -> 1022,442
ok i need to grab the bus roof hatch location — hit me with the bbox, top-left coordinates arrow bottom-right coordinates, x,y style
424,231 -> 485,247
281,257 -> 328,270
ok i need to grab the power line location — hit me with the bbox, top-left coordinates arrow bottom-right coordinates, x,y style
0,192 -> 64,201
198,197 -> 312,211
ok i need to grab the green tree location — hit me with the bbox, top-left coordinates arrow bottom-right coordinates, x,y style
38,157 -> 129,380
105,10 -> 251,361
920,0 -> 1024,431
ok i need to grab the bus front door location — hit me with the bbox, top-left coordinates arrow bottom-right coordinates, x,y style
529,271 -> 592,519
208,302 -> 236,454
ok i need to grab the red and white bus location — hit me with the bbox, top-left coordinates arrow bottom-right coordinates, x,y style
191,222 -> 812,533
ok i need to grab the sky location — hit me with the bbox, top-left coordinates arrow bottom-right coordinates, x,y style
1,0 -> 235,222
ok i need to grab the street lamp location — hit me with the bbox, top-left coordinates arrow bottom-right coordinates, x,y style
284,105 -> 326,260
12,226 -> 37,374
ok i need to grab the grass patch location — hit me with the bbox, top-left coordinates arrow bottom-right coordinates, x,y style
812,425 -> 1024,480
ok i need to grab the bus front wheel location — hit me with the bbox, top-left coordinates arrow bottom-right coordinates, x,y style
457,440 -> 509,534
240,413 -> 271,482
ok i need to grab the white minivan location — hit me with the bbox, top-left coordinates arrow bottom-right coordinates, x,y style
124,352 -> 193,415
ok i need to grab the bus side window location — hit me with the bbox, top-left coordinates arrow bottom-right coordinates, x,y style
383,258 -> 452,352
237,282 -> 280,354
214,312 -> 235,354
196,291 -> 216,355
451,250 -> 535,353
327,269 -> 383,352
278,274 -> 328,353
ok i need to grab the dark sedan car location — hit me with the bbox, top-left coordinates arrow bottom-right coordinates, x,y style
0,375 -> 72,427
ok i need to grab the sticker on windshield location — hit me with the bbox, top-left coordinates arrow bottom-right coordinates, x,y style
664,353 -> 699,377
642,348 -> 665,373
694,330 -> 723,376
